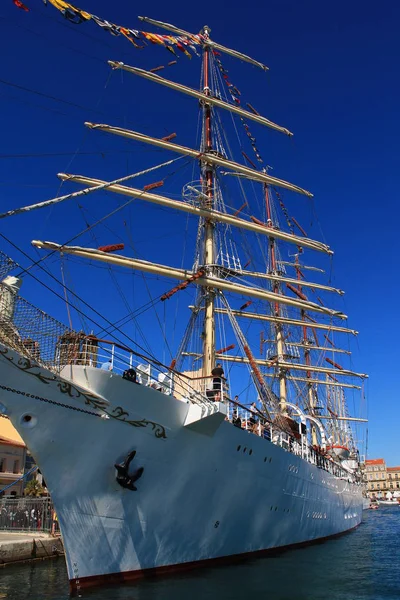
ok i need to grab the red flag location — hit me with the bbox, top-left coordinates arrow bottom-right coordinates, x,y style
13,0 -> 30,11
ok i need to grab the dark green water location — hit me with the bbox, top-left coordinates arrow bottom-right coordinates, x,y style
1,507 -> 399,600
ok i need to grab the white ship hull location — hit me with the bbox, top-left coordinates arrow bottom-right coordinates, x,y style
0,345 -> 363,591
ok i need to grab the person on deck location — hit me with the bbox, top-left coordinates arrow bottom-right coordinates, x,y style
123,368 -> 138,383
249,402 -> 258,428
101,359 -> 112,371
211,363 -> 224,392
232,407 -> 242,428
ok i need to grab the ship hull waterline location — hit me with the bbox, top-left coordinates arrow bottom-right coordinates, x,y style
0,345 -> 363,592
70,523 -> 360,592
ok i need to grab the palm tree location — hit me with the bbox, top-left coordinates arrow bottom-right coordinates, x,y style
24,479 -> 45,497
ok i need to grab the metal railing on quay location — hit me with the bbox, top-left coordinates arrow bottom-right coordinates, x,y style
0,497 -> 57,534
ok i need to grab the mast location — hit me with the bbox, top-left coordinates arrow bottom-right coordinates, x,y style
201,25 -> 216,378
295,253 -> 317,444
265,184 -> 287,414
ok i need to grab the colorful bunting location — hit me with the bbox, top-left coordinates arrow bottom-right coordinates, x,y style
12,0 -> 204,59
275,191 -> 295,234
213,50 -> 264,165
213,50 -> 294,231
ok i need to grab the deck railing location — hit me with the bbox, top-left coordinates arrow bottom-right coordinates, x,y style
0,284 -> 360,482
0,284 -> 215,408
227,399 -> 359,483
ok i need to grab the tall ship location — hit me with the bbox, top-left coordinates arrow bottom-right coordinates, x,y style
0,12 -> 367,592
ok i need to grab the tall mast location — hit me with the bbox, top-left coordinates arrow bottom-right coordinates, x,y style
265,184 -> 287,413
296,254 -> 317,444
201,25 -> 216,378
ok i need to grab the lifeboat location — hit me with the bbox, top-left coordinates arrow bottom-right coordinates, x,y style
326,445 -> 350,460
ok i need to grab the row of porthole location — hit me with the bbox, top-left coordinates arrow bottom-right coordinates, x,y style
288,464 -> 299,474
310,473 -> 340,490
320,478 -> 339,490
306,512 -> 327,519
236,445 -> 253,455
235,446 -> 273,464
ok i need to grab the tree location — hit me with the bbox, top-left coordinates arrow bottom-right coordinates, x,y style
24,479 -> 45,497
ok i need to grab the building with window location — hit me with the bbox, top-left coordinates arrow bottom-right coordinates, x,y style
0,415 -> 27,496
387,466 -> 400,493
363,458 -> 400,498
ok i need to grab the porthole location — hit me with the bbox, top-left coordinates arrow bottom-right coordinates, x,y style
243,447 -> 247,453
237,445 -> 241,452
20,413 -> 37,428
249,449 -> 253,456
264,457 -> 267,462
269,457 -> 272,463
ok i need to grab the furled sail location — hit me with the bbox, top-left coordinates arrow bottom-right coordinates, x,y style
213,308 -> 358,335
31,240 -> 346,319
138,16 -> 269,71
0,158 -> 180,220
84,123 -> 313,197
215,354 -> 368,379
108,62 -> 292,136
58,173 -> 332,254
239,270 -> 344,295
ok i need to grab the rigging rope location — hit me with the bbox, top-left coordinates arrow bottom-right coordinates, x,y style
0,465 -> 38,495
0,157 -> 185,221
60,256 -> 73,330
1,232 -> 179,376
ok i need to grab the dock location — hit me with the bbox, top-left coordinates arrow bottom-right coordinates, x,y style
0,532 -> 64,566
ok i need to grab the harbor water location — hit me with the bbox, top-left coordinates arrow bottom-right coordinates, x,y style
0,506 -> 398,600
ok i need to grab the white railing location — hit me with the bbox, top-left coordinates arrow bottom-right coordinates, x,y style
58,340 -> 217,409
227,400 -> 359,483
53,336 -> 359,482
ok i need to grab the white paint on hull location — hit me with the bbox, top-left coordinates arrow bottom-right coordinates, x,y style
0,346 -> 363,582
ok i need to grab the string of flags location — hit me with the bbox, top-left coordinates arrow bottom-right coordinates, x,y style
212,50 -> 264,165
275,191 -> 295,234
11,0 -> 306,240
212,51 -> 308,240
11,0 -> 204,59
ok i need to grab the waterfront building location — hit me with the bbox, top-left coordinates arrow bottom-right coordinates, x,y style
387,466 -> 400,493
364,458 -> 400,497
0,415 -> 26,496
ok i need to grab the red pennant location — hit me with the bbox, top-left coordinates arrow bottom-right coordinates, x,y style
13,0 -> 29,11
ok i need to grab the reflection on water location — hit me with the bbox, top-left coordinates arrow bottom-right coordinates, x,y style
0,507 -> 399,600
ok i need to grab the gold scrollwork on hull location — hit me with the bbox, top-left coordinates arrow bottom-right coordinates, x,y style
0,345 -> 167,439
110,407 -> 166,438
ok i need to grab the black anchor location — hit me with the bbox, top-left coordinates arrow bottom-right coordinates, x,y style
115,450 -> 144,491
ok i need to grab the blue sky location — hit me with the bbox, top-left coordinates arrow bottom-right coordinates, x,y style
1,0 -> 399,464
